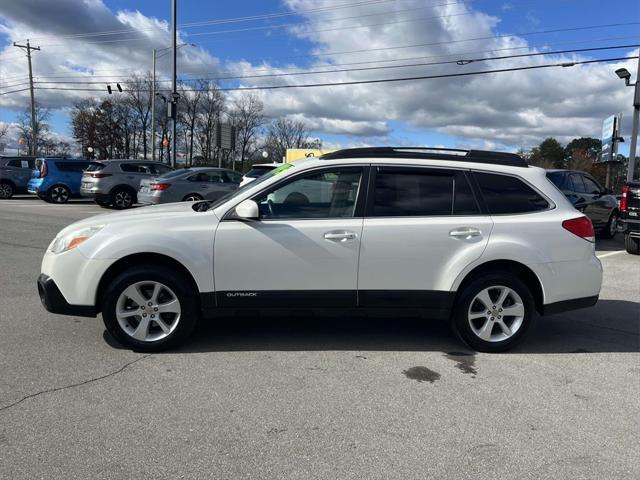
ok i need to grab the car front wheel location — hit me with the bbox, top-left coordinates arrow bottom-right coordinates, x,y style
452,272 -> 535,352
625,234 -> 640,255
101,265 -> 199,351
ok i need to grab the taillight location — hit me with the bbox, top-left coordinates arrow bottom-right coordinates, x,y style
150,182 -> 171,191
562,216 -> 595,243
40,162 -> 48,178
87,173 -> 112,178
620,185 -> 628,212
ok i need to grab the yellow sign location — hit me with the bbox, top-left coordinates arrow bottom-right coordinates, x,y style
285,149 -> 335,163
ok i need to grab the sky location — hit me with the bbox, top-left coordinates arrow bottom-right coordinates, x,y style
0,0 -> 639,155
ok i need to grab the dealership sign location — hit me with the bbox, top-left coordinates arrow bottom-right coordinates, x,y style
600,114 -> 621,163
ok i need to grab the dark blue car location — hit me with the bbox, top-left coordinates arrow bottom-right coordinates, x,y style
28,157 -> 91,203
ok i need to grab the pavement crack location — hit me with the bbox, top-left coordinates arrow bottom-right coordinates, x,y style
0,354 -> 151,414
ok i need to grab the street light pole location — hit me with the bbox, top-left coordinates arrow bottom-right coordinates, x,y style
171,0 -> 178,168
151,48 -> 157,162
628,54 -> 640,181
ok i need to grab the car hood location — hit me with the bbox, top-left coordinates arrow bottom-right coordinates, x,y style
57,202 -> 216,237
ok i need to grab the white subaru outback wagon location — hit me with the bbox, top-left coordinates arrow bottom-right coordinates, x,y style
37,147 -> 602,352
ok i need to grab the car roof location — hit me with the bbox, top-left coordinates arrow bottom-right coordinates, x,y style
249,163 -> 282,168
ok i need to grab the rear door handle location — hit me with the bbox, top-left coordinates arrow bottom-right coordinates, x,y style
449,227 -> 482,239
324,231 -> 357,242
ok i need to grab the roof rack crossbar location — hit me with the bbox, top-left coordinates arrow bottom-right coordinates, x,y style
320,147 -> 527,167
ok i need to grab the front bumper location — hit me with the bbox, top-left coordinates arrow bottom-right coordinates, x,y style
37,274 -> 97,317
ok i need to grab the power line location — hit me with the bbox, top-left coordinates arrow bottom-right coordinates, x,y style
5,34 -> 637,84
24,45 -> 639,86
6,56 -> 632,95
15,0 -> 403,43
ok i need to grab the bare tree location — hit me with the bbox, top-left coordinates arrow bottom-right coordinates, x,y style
264,117 -> 319,162
178,84 -> 203,166
229,92 -> 265,172
17,103 -> 51,155
125,73 -> 153,159
195,82 -> 225,163
0,123 -> 8,144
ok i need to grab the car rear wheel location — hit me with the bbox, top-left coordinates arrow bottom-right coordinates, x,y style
111,188 -> 135,209
600,211 -> 619,239
451,272 -> 535,352
48,184 -> 71,203
101,265 -> 199,351
0,181 -> 15,199
625,234 -> 640,255
182,193 -> 203,202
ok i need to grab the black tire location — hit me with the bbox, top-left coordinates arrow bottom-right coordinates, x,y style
110,187 -> 135,209
48,184 -> 71,203
451,271 -> 536,353
95,198 -> 112,208
101,265 -> 199,352
625,234 -> 640,255
600,211 -> 618,239
0,181 -> 15,199
182,193 -> 203,202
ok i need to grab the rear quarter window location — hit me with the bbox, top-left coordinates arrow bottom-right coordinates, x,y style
475,172 -> 550,214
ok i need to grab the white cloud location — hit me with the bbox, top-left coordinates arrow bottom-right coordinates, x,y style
1,0 -> 637,150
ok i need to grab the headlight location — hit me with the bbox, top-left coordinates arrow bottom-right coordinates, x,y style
49,226 -> 104,254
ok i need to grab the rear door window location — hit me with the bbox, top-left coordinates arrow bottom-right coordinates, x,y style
569,173 -> 587,194
371,167 -> 478,216
150,164 -> 173,175
121,163 -> 152,174
475,172 -> 549,214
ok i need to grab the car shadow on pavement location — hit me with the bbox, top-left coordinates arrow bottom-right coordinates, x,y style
595,236 -> 625,252
103,300 -> 639,355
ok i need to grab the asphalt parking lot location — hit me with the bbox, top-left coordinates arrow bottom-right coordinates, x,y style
0,195 -> 638,480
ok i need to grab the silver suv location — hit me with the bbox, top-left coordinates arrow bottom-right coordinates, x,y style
0,156 -> 36,199
80,160 -> 173,209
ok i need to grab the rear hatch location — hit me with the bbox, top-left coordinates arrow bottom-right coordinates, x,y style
81,162 -> 108,188
622,180 -> 640,219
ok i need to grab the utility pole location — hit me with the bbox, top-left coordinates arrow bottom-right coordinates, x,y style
151,48 -> 157,161
13,39 -> 40,156
628,54 -> 640,181
171,0 -> 178,168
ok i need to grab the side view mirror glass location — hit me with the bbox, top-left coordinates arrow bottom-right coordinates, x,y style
234,199 -> 259,219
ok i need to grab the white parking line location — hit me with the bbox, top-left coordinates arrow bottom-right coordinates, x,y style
596,251 -> 625,259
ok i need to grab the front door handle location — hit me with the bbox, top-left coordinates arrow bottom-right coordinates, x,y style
449,227 -> 482,239
324,231 -> 357,242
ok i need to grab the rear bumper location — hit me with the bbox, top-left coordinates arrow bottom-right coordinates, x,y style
619,215 -> 640,234
137,191 -> 161,204
541,295 -> 599,316
37,274 -> 97,317
27,179 -> 42,194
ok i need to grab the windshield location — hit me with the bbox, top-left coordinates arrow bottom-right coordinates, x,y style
208,163 -> 295,210
245,165 -> 277,178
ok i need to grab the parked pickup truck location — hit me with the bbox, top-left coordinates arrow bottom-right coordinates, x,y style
619,180 -> 640,254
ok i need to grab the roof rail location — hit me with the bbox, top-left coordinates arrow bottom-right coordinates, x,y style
320,147 -> 527,167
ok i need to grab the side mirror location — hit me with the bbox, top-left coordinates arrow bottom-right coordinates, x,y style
234,199 -> 259,220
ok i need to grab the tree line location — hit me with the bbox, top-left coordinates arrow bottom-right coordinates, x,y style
68,74 -> 320,171
520,136 -> 630,192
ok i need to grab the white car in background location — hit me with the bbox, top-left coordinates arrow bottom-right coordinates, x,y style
37,147 -> 602,353
239,163 -> 282,186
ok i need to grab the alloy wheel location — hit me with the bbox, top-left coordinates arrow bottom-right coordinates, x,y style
467,285 -> 525,343
50,186 -> 69,203
115,281 -> 181,342
184,195 -> 202,202
0,183 -> 13,199
609,212 -> 618,237
114,190 -> 133,208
